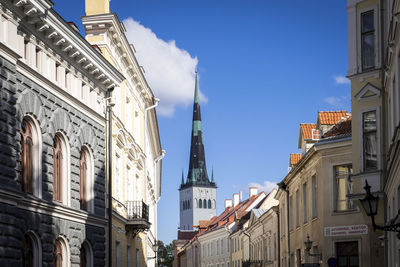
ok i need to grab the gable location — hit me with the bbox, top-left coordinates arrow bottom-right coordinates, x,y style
355,83 -> 381,101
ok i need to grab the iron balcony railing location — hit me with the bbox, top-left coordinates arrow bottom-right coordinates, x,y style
126,200 -> 149,222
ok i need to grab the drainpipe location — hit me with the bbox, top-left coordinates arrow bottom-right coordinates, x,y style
279,183 -> 290,267
272,206 -> 281,267
106,87 -> 115,267
143,97 -> 160,191
242,229 -> 251,264
379,1 -> 388,266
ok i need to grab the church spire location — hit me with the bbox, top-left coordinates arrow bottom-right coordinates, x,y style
181,72 -> 215,189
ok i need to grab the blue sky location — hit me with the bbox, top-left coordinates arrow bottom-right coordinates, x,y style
54,0 -> 350,244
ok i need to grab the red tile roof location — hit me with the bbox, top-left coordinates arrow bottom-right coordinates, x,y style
177,230 -> 198,240
318,111 -> 349,125
290,153 -> 302,166
300,123 -> 316,140
198,192 -> 266,236
322,116 -> 352,138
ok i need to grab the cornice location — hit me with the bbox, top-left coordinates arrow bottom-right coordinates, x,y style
0,188 -> 107,228
82,13 -> 154,104
0,0 -> 124,92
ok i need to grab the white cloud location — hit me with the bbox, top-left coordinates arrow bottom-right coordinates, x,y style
324,96 -> 348,107
123,18 -> 206,116
334,75 -> 350,85
248,181 -> 278,194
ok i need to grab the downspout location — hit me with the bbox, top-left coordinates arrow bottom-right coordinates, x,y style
242,229 -> 251,263
279,183 -> 290,267
272,206 -> 281,267
143,97 -> 160,195
106,87 -> 115,267
143,97 -> 160,266
379,0 -> 388,266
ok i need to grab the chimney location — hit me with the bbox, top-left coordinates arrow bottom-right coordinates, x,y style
233,193 -> 239,207
249,187 -> 258,197
225,199 -> 233,209
239,191 -> 243,201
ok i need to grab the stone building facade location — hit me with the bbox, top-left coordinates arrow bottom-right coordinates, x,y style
0,0 -> 123,266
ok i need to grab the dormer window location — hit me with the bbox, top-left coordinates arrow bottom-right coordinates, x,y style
361,11 -> 375,70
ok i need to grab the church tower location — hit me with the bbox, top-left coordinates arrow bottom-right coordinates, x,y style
179,73 -> 217,231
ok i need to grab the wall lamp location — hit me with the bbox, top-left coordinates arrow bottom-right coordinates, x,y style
304,235 -> 322,260
360,180 -> 400,238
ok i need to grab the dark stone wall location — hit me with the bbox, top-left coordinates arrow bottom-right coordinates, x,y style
0,55 -> 107,266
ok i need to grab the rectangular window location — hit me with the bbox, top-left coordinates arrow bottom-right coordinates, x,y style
312,175 -> 318,218
303,182 -> 308,223
136,249 -> 140,267
295,190 -> 300,227
289,195 -> 293,231
334,165 -> 353,211
336,241 -> 359,267
361,11 -> 375,70
116,241 -> 121,267
363,111 -> 378,170
35,48 -> 40,70
127,246 -> 131,267
281,204 -> 285,235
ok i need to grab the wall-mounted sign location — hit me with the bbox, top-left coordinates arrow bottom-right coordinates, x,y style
324,224 -> 368,237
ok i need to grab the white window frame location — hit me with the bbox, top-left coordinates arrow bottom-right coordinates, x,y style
359,107 -> 380,171
55,131 -> 71,207
357,5 -> 379,73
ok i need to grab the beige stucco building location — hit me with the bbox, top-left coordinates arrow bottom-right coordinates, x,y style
276,112 -> 383,267
82,1 -> 164,266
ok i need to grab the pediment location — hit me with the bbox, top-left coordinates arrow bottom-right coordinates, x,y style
355,83 -> 380,101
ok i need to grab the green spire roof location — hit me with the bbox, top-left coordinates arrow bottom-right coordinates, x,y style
180,72 -> 216,190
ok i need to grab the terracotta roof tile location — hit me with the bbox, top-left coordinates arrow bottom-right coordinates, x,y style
178,230 -> 198,240
318,111 -> 349,125
300,123 -> 316,139
322,116 -> 352,138
198,192 -> 266,236
290,153 -> 302,165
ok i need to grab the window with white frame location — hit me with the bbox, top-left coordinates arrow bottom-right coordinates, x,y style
295,190 -> 300,227
115,152 -> 123,201
303,182 -> 308,223
20,116 -> 42,198
361,10 -> 375,70
311,175 -> 317,218
363,110 -> 378,170
334,165 -> 353,211
53,132 -> 70,206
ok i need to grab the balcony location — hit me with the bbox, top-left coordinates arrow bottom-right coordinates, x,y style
125,200 -> 151,233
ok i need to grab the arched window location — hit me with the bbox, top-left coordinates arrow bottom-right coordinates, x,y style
53,133 -> 70,205
199,199 -> 202,209
80,241 -> 93,267
188,200 -> 191,209
54,239 -> 63,267
21,119 -> 33,194
53,136 -> 63,202
80,149 -> 88,210
22,234 -> 33,266
22,231 -> 41,267
20,116 -> 42,197
80,146 -> 94,212
54,237 -> 70,267
203,199 -> 207,209
208,200 -> 211,209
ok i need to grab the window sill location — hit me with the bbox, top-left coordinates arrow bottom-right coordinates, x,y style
331,209 -> 359,216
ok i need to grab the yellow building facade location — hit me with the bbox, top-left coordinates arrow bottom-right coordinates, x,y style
83,1 -> 164,266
